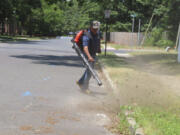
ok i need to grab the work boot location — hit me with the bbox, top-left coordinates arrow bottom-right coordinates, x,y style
76,81 -> 84,90
84,89 -> 91,94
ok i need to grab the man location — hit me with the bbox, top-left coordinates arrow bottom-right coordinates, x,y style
77,21 -> 101,92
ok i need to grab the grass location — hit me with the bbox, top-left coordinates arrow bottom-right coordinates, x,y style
98,51 -> 180,135
106,42 -> 171,51
130,51 -> 180,76
120,105 -> 180,135
117,111 -> 131,135
98,52 -> 127,68
99,51 -> 180,76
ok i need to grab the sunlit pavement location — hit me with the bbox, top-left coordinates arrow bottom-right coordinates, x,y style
0,38 -> 114,135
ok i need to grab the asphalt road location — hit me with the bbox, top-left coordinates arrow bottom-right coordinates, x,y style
0,37 -> 114,135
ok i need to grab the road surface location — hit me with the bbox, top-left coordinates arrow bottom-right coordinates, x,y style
0,37 -> 114,135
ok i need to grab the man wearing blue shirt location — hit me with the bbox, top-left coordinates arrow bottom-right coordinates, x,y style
77,21 -> 101,92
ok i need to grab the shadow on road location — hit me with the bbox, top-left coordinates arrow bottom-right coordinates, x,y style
0,38 -> 43,44
6,40 -> 45,45
11,54 -> 84,68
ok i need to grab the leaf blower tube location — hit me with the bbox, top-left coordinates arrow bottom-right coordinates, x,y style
72,41 -> 102,86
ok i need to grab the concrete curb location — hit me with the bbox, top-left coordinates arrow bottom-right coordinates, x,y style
98,52 -> 145,135
98,60 -> 145,135
126,116 -> 145,135
98,60 -> 116,91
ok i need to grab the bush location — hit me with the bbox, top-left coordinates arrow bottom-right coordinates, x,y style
155,39 -> 174,47
144,28 -> 163,46
144,28 -> 174,48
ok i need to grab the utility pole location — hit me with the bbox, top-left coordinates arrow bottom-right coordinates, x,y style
175,23 -> 180,50
105,19 -> 108,56
140,14 -> 154,46
131,14 -> 136,46
138,19 -> 141,45
132,17 -> 134,46
104,10 -> 111,56
178,33 -> 180,62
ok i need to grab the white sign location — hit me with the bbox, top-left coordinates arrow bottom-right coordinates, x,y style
104,10 -> 111,19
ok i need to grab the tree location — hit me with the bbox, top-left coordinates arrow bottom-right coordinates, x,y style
0,0 -> 178,39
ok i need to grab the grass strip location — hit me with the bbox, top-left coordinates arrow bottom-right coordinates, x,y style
107,43 -> 167,50
98,51 -> 180,135
129,106 -> 180,135
117,111 -> 131,135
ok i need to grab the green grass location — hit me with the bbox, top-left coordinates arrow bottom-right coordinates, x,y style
125,106 -> 180,135
99,51 -> 180,76
98,52 -> 127,68
117,111 -> 131,135
98,52 -> 180,135
130,51 -> 178,65
107,42 -> 169,51
131,51 -> 180,75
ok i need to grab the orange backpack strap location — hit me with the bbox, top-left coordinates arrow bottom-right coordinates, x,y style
74,30 -> 84,43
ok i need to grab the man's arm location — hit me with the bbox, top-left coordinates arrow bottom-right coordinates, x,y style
83,46 -> 94,62
82,34 -> 94,62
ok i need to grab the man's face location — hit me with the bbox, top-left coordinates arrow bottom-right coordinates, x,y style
91,27 -> 98,34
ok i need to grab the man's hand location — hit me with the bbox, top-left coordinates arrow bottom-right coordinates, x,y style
83,46 -> 94,62
88,56 -> 94,62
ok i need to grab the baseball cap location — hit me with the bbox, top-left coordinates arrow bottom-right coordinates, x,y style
91,21 -> 100,29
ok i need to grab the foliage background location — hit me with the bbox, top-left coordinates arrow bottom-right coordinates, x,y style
0,0 -> 179,45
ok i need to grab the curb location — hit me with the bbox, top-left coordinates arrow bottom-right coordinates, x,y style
126,116 -> 145,135
125,110 -> 145,135
98,60 -> 116,91
98,55 -> 145,135
99,60 -> 145,135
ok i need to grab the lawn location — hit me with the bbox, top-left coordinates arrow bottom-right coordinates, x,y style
98,50 -> 180,135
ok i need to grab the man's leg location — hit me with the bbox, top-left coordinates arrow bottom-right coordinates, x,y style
78,61 -> 94,90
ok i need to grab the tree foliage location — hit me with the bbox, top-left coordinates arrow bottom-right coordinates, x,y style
0,0 -> 179,42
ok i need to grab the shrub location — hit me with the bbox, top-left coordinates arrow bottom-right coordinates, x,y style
155,39 -> 174,47
144,28 -> 174,47
144,28 -> 163,46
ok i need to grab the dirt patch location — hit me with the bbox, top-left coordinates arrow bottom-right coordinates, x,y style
101,52 -> 180,109
20,125 -> 33,131
59,115 -> 81,122
45,116 -> 59,125
97,52 -> 180,134
20,125 -> 54,134
33,126 -> 54,134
